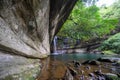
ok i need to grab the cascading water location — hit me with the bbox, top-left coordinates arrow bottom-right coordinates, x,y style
53,36 -> 58,54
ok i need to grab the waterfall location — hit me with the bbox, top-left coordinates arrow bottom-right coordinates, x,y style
53,36 -> 58,54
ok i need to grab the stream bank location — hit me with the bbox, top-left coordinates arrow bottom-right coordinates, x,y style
37,53 -> 120,80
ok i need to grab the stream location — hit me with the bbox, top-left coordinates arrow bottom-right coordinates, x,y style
37,53 -> 120,80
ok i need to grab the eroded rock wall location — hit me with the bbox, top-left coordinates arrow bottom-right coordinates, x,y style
0,0 -> 50,58
50,0 -> 77,41
0,0 -> 77,79
0,0 -> 50,79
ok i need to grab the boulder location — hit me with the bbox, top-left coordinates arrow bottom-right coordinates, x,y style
82,60 -> 100,65
97,58 -> 113,63
97,76 -> 105,80
0,0 -> 77,79
72,60 -> 81,68
67,67 -> 77,76
104,73 -> 119,80
64,69 -> 74,80
94,70 -> 102,75
89,60 -> 101,65
89,73 -> 95,77
0,52 -> 40,79
82,60 -> 90,65
105,73 -> 118,76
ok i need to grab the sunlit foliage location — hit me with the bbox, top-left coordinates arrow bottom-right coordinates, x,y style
57,0 -> 118,41
100,33 -> 120,54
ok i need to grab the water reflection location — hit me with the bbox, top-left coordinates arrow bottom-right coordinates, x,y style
37,56 -> 67,80
51,53 -> 103,62
37,53 -> 120,80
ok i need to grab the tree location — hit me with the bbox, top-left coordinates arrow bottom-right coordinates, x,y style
100,0 -> 120,19
57,0 -> 118,41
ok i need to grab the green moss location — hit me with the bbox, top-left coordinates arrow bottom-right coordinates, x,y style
2,63 -> 40,80
102,50 -> 116,55
107,76 -> 120,80
4,75 -> 14,80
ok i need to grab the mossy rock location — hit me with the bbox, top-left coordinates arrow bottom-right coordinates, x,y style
102,50 -> 116,55
106,75 -> 120,80
3,75 -> 14,80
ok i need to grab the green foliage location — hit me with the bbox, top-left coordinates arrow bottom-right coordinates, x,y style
102,50 -> 115,55
100,0 -> 120,19
82,0 -> 99,6
58,0 -> 118,41
100,33 -> 120,54
106,75 -> 120,80
98,0 -> 120,54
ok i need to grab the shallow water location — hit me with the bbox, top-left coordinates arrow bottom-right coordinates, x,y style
51,53 -> 104,61
37,53 -> 120,80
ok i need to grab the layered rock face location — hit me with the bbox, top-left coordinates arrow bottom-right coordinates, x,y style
0,0 -> 77,79
0,0 -> 50,58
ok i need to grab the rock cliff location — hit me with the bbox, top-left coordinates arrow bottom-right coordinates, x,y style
0,0 -> 77,79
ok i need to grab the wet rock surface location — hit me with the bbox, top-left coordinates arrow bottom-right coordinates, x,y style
0,52 -> 41,79
82,60 -> 101,65
97,57 -> 114,63
38,57 -> 120,80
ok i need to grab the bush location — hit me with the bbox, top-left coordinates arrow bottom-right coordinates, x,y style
102,50 -> 115,55
100,33 -> 120,54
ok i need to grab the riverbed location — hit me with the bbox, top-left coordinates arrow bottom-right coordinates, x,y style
37,53 -> 120,80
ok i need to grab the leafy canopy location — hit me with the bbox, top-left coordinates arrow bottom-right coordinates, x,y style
98,0 -> 120,54
57,0 -> 118,41
100,33 -> 120,54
